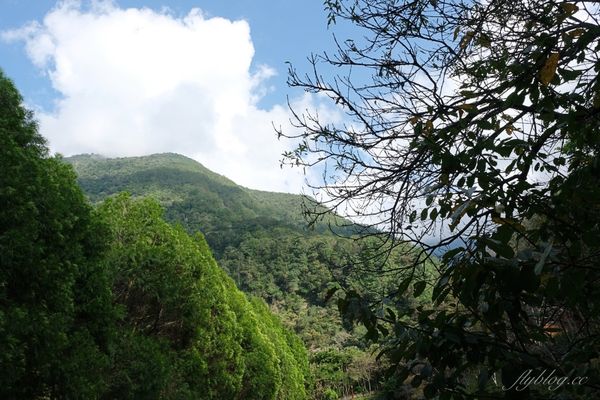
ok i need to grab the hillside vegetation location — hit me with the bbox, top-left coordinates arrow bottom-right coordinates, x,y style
67,153 -> 356,254
66,153 -> 363,344
0,70 -> 309,400
66,153 -> 412,398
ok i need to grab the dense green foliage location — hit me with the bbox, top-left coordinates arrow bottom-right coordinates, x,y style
98,194 -> 310,399
66,153 -> 399,398
66,153 -> 364,342
283,0 -> 600,398
0,70 -> 309,399
67,153 -> 356,256
0,69 -> 113,398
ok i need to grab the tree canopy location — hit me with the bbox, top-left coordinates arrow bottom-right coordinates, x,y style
97,193 -> 311,400
0,69 -> 114,398
283,0 -> 600,398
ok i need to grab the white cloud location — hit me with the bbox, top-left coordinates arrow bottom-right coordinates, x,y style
2,1 -> 339,193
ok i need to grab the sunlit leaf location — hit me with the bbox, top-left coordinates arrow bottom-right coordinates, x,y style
540,52 -> 560,86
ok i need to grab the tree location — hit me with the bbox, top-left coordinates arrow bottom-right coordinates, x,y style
98,194 -> 247,399
282,0 -> 600,398
98,193 -> 311,400
0,69 -> 115,398
0,68 -> 311,398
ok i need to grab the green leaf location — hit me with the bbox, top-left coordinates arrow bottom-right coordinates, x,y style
386,308 -> 397,322
505,90 -> 524,107
453,26 -> 460,41
483,237 -> 515,259
398,276 -> 413,295
442,247 -> 464,262
494,224 -> 515,244
430,208 -> 438,221
559,68 -> 582,81
476,119 -> 495,130
409,210 -> 417,222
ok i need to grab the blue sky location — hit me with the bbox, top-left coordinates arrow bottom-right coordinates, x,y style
0,0 -> 352,192
1,0 -> 342,110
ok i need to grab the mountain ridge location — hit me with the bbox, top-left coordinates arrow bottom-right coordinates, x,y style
65,152 -> 358,253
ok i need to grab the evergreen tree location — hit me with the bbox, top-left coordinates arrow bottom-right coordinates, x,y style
0,69 -> 114,398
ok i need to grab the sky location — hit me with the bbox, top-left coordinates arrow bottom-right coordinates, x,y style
0,0 -> 352,193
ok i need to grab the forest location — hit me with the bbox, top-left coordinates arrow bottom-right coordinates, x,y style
65,152 -> 412,398
2,0 -> 600,399
0,70 -> 310,399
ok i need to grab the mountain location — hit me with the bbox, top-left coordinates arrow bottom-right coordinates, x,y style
1,66 -> 310,399
66,154 -> 361,345
65,152 -> 403,398
66,153 -> 355,256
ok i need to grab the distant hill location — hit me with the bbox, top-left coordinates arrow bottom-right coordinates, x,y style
66,153 -> 356,256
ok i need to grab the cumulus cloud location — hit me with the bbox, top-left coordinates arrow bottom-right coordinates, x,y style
2,1 -> 338,193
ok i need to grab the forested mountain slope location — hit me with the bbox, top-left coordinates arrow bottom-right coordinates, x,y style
1,70 -> 309,400
67,153 -> 354,256
66,153 -> 395,398
66,153 -> 363,344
